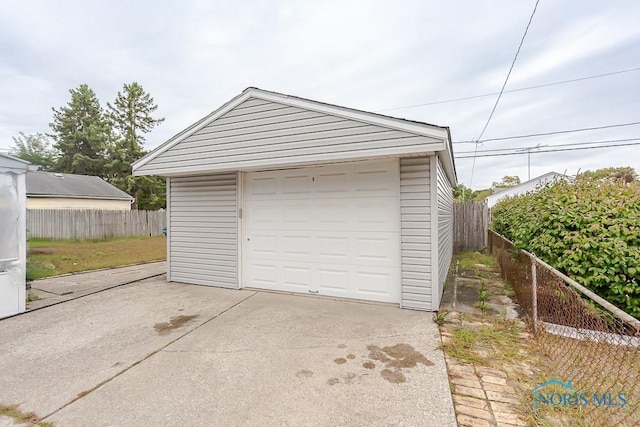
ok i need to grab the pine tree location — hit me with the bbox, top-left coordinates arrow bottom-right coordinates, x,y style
106,82 -> 164,209
49,84 -> 111,177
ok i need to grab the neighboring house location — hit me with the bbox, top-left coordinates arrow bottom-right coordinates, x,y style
26,171 -> 133,210
486,172 -> 569,209
0,154 -> 30,318
133,87 -> 457,311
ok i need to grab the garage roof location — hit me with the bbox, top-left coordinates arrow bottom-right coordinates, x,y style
27,171 -> 133,201
134,87 -> 457,186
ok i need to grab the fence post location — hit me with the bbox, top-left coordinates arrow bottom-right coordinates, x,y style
530,254 -> 538,333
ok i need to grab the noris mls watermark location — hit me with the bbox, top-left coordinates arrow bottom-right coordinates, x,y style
532,379 -> 627,408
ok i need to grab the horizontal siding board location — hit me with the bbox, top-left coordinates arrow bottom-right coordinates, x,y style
400,157 -> 432,311
436,157 -> 454,305
169,173 -> 238,289
137,98 -> 443,175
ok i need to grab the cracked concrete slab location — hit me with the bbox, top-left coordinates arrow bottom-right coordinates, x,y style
2,279 -> 455,426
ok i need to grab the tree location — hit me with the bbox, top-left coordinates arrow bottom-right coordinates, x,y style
492,175 -> 521,190
9,132 -> 56,170
106,82 -> 165,209
580,166 -> 637,184
50,84 -> 111,177
473,188 -> 493,202
454,184 -> 474,202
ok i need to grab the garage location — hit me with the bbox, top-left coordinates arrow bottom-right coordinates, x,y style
243,159 -> 400,303
133,87 -> 456,311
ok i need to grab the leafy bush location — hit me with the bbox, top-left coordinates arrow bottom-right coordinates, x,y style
491,176 -> 640,318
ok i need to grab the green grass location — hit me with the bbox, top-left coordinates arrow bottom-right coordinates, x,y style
27,236 -> 166,280
453,251 -> 495,270
0,404 -> 53,427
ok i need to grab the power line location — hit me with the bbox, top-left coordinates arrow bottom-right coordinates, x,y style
456,139 -> 640,158
455,137 -> 640,154
376,66 -> 640,112
469,0 -> 540,190
454,121 -> 640,144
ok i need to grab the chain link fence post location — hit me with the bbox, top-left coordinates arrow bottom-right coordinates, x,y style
530,254 -> 538,334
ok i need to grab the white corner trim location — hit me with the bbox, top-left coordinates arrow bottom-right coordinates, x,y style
430,155 -> 440,311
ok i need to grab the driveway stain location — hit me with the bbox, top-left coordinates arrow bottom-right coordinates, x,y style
153,314 -> 199,335
346,354 -> 356,359
296,369 -> 313,378
366,343 -> 433,383
327,377 -> 340,385
362,361 -> 376,369
334,357 -> 347,365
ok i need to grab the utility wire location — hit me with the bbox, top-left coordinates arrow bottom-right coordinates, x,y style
453,121 -> 640,144
375,66 -> 640,112
456,140 -> 640,158
469,0 -> 540,190
455,137 -> 640,154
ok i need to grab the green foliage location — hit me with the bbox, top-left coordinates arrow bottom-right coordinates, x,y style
492,175 -> 521,190
473,188 -> 493,202
454,184 -> 473,201
580,166 -> 637,183
50,84 -> 111,177
106,82 -> 165,209
433,310 -> 450,326
491,173 -> 640,318
9,132 -> 57,170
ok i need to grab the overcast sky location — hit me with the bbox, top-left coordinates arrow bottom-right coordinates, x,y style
1,0 -> 639,189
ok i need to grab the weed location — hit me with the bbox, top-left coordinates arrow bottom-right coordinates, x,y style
433,310 -> 450,326
0,404 -> 53,427
454,251 -> 495,270
26,291 -> 40,303
474,300 -> 490,311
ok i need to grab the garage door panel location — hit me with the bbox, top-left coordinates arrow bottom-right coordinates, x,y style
244,159 -> 401,304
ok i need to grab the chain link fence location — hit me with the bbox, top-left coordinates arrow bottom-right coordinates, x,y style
489,230 -> 640,426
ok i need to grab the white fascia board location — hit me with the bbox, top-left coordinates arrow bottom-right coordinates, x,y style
134,146 -> 444,177
133,88 -> 450,174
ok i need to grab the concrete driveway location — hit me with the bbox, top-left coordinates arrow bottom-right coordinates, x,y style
0,277 -> 455,426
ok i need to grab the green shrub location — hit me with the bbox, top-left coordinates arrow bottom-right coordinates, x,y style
491,176 -> 640,318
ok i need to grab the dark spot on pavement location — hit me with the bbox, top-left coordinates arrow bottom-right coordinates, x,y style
334,358 -> 347,365
366,343 -> 432,383
111,362 -> 123,367
346,354 -> 356,359
154,314 -> 199,335
327,377 -> 340,385
366,345 -> 391,363
296,369 -> 313,378
338,344 -> 347,349
381,369 -> 406,383
362,361 -> 376,370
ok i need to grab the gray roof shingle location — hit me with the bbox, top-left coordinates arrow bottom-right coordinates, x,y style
26,172 -> 133,201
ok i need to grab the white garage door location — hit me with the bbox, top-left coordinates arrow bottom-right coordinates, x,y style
243,159 -> 401,303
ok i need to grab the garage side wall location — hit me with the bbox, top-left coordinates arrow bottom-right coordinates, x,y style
400,157 -> 432,310
436,155 -> 454,298
169,174 -> 238,288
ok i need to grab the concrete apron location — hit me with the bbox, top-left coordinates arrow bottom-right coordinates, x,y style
0,278 -> 455,426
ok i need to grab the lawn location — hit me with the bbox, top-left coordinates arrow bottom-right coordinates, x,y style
27,236 -> 166,281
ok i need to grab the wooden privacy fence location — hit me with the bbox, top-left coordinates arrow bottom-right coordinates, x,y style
27,209 -> 166,240
453,202 -> 488,253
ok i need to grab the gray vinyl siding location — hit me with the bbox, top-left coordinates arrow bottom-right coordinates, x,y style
136,98 -> 440,175
400,157 -> 432,311
436,156 -> 454,296
168,174 -> 238,288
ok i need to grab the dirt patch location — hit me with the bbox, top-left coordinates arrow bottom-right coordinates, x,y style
29,247 -> 56,255
346,354 -> 356,359
337,344 -> 347,349
296,369 -> 313,378
334,358 -> 347,365
153,314 -> 199,335
381,369 -> 406,383
327,377 -> 340,385
362,361 -> 376,370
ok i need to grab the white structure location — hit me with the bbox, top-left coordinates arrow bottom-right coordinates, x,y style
486,172 -> 569,209
0,154 -> 31,318
134,88 -> 456,311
